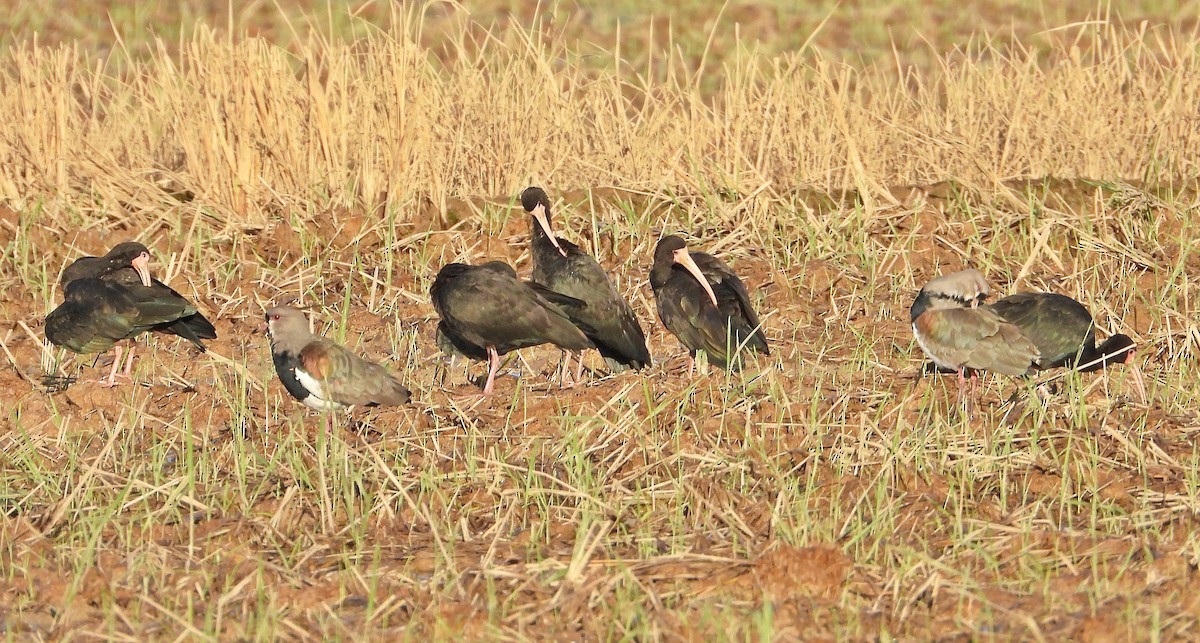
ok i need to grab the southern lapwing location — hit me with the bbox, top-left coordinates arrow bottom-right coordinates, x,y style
265,305 -> 411,411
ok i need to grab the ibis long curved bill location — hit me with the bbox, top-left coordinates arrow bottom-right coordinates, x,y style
131,251 -> 152,287
521,186 -> 652,374
673,247 -> 719,308
531,203 -> 568,258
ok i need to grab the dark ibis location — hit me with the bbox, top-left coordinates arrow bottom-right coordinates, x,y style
649,235 -> 768,371
430,260 -> 593,395
987,291 -> 1145,401
523,186 -> 651,378
265,306 -> 411,411
45,242 -> 216,387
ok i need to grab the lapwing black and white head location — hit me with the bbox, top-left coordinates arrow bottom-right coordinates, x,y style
265,306 -> 410,411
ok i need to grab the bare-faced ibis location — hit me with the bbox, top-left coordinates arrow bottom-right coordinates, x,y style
649,235 -> 768,371
985,292 -> 1135,370
45,242 -> 216,387
987,291 -> 1145,401
436,267 -> 588,362
430,260 -> 593,395
522,187 -> 650,377
909,268 -> 1039,405
265,306 -> 411,411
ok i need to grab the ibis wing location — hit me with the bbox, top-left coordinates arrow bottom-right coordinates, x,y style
538,254 -> 650,368
987,292 -> 1094,366
693,252 -> 768,354
440,270 -> 591,352
45,280 -> 144,352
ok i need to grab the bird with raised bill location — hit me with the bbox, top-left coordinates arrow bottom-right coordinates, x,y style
649,235 -> 768,372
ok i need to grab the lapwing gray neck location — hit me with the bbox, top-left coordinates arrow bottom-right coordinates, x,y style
265,306 -> 314,355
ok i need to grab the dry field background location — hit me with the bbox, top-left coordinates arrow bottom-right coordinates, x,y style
3,1 -> 1200,640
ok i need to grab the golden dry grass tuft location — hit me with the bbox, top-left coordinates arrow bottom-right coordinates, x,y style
3,4 -> 1200,640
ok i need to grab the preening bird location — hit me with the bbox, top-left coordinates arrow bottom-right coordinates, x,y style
45,242 -> 216,387
265,305 -> 411,411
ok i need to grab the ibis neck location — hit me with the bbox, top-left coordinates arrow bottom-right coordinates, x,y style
1077,335 -> 1134,372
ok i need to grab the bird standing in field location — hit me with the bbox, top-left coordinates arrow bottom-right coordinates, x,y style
649,235 -> 768,372
909,268 -> 1039,406
430,260 -> 593,395
986,290 -> 1145,402
522,186 -> 651,379
265,305 -> 411,411
45,242 -> 217,387
985,292 -> 1135,371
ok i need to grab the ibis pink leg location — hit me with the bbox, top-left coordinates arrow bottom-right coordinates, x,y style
121,344 -> 137,378
1130,361 -> 1147,404
574,352 -> 585,384
98,345 -> 125,388
483,346 -> 501,396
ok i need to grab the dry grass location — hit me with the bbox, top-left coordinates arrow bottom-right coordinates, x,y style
3,3 -> 1200,641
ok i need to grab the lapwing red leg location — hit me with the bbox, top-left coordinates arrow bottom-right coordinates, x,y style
956,368 -> 966,405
